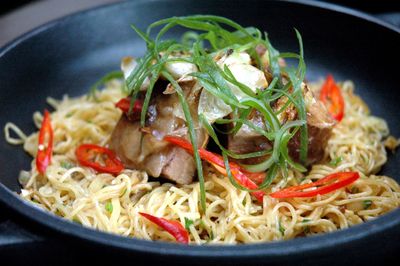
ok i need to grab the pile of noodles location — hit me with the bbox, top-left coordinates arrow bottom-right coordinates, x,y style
4,79 -> 400,244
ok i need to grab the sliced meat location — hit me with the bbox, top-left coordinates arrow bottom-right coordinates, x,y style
162,147 -> 196,182
228,110 -> 271,164
288,85 -> 335,164
109,81 -> 208,184
228,83 -> 335,165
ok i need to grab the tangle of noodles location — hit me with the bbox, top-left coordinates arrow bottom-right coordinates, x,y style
4,79 -> 400,244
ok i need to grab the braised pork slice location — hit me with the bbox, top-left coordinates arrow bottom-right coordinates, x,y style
110,82 -> 208,184
228,84 -> 335,165
288,86 -> 335,164
227,110 -> 271,165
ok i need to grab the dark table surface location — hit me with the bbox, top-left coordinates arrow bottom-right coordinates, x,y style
0,1 -> 399,265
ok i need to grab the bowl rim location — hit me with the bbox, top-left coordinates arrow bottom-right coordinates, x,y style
0,0 -> 399,259
0,0 -> 398,56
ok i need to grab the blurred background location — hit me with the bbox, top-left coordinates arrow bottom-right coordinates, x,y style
1,0 -> 399,47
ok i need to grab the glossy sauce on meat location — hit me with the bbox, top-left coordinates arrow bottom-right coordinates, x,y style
110,81 -> 208,184
228,84 -> 335,165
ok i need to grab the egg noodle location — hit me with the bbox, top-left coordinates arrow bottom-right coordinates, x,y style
4,79 -> 400,244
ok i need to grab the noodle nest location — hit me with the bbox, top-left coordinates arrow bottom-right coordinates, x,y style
5,79 -> 400,244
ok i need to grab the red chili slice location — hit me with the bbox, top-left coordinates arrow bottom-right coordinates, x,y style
75,144 -> 124,174
115,97 -> 143,120
269,172 -> 360,198
211,163 -> 266,184
164,136 -> 265,202
319,74 -> 345,122
139,212 -> 189,244
36,109 -> 53,174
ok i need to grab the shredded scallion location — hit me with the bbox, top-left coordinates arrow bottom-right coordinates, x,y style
113,15 -> 310,210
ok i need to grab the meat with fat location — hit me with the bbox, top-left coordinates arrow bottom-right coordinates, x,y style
109,81 -> 208,184
228,83 -> 335,165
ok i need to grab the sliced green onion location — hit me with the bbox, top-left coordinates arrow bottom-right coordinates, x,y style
200,114 -> 271,159
329,156 -> 343,166
184,217 -> 194,230
162,70 -> 206,212
105,202 -> 113,213
88,70 -> 124,101
363,200 -> 372,210
104,15 -> 312,208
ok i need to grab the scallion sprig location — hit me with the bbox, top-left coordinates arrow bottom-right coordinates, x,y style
118,15 -> 309,210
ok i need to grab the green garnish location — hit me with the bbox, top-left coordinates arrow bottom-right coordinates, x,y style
105,201 -> 113,213
65,111 -> 74,118
303,226 -> 311,234
163,70 -> 206,211
72,217 -> 81,224
199,219 -> 207,229
88,70 -> 124,101
55,208 -> 63,216
329,156 -> 343,166
209,230 -> 214,240
60,161 -> 75,169
351,186 -> 359,194
278,220 -> 285,236
363,200 -> 372,210
184,217 -> 194,230
197,219 -> 213,240
115,15 -> 308,211
242,198 -> 246,206
302,218 -> 311,223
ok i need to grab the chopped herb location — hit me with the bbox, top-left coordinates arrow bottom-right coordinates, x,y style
278,220 -> 285,236
60,161 -> 75,169
72,217 -> 81,224
65,111 -> 74,118
303,226 -> 310,234
209,230 -> 214,240
198,219 -> 213,240
329,156 -> 343,166
298,175 -> 307,183
105,201 -> 113,213
54,208 -> 64,216
31,199 -> 40,204
351,186 -> 359,194
88,70 -> 124,101
184,217 -> 194,230
302,218 -> 311,223
199,219 -> 207,229
363,200 -> 372,210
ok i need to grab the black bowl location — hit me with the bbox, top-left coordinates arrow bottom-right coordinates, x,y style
0,0 -> 399,265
